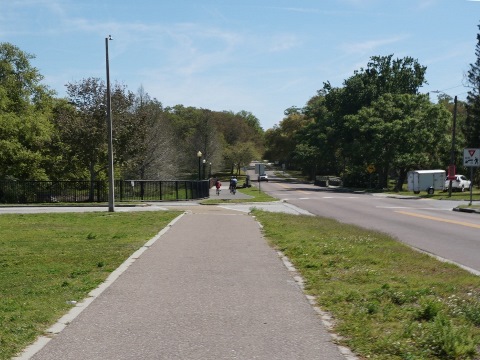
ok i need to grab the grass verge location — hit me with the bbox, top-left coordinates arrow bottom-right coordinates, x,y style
389,189 -> 480,202
0,211 -> 181,360
252,210 -> 480,360
273,170 -> 311,183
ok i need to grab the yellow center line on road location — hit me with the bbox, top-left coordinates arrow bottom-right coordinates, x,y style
395,210 -> 480,229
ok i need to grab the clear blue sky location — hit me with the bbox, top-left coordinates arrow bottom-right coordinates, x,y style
2,0 -> 480,130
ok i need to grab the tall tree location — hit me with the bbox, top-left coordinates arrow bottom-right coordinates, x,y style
121,87 -> 180,180
344,94 -> 450,189
297,55 -> 429,184
56,78 -> 108,190
166,107 -> 222,177
54,78 -> 135,198
299,92 -> 340,176
264,110 -> 311,168
0,43 -> 55,180
321,55 -> 426,123
465,22 -> 480,149
223,141 -> 260,176
234,110 -> 264,135
165,107 -> 264,177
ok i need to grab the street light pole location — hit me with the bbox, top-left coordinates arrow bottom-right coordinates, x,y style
197,151 -> 202,180
202,159 -> 206,180
448,95 -> 458,197
105,35 -> 115,212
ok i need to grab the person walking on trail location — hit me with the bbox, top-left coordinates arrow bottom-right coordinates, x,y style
229,176 -> 238,194
215,179 -> 221,195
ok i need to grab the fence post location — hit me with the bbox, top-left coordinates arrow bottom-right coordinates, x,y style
203,180 -> 209,198
120,180 -> 123,202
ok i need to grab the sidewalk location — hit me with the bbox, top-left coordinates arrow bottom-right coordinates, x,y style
20,206 -> 352,360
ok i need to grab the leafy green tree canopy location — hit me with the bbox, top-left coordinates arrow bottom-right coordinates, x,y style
0,43 -> 55,180
0,43 -> 54,113
323,54 -> 427,118
344,93 -> 450,189
466,22 -> 480,148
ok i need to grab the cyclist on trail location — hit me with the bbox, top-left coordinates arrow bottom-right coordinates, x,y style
215,179 -> 221,195
229,176 -> 238,194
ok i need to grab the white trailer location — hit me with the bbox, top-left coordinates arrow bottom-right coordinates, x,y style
407,170 -> 445,194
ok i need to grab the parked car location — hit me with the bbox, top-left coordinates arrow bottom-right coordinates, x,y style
444,175 -> 471,192
258,174 -> 268,182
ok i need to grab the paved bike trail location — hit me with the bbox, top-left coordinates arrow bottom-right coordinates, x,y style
19,205 -> 353,360
210,185 -> 253,200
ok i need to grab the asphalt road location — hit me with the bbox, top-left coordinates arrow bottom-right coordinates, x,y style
253,170 -> 480,274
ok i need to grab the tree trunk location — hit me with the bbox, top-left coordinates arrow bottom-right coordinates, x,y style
394,168 -> 407,192
378,164 -> 390,189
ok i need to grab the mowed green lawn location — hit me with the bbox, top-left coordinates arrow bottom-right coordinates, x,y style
0,211 -> 181,360
3,206 -> 480,360
253,210 -> 480,360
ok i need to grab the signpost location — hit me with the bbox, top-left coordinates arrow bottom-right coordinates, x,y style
463,148 -> 480,205
447,164 -> 456,181
464,148 -> 480,167
367,164 -> 375,189
255,163 -> 265,175
255,163 -> 265,192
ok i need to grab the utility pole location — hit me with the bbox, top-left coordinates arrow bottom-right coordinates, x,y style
105,35 -> 115,212
448,96 -> 458,197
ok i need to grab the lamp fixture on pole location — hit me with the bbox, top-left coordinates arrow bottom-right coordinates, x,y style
197,151 -> 202,180
105,35 -> 115,212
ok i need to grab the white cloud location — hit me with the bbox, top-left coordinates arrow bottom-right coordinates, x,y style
416,0 -> 438,9
268,34 -> 300,52
339,35 -> 409,55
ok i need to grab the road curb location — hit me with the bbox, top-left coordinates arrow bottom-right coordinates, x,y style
453,207 -> 480,214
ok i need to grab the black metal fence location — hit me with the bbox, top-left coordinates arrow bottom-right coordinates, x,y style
0,180 -> 210,204
119,180 -> 209,202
